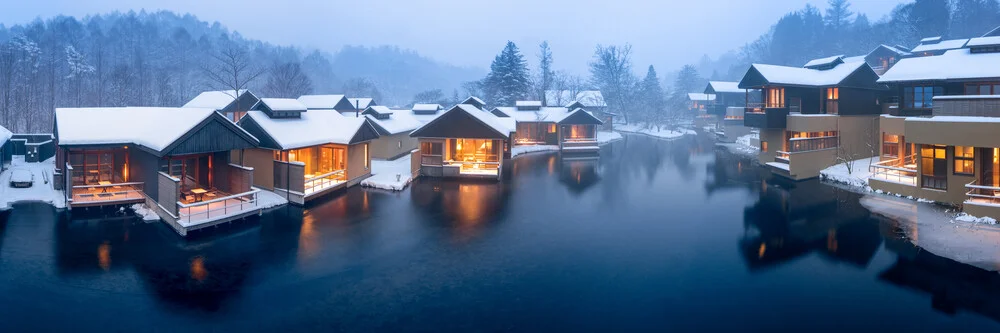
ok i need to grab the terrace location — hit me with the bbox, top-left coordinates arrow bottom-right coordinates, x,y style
869,155 -> 917,186
66,149 -> 146,207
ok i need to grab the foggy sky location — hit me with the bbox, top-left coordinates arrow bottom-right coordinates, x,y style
1,0 -> 904,75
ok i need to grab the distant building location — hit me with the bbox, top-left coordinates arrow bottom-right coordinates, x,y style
183,89 -> 260,123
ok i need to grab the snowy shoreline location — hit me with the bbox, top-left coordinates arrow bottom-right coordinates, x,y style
613,123 -> 696,140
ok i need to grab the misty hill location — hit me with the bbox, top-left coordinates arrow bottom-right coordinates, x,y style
0,10 -> 483,132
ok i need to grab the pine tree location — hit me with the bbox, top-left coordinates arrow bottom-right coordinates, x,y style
483,41 -> 531,107
537,41 -> 554,106
638,65 -> 666,129
825,0 -> 854,34
669,65 -> 703,116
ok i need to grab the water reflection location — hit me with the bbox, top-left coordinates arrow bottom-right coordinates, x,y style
741,179 -> 881,270
704,147 -> 768,196
558,156 -> 601,195
410,178 -> 510,242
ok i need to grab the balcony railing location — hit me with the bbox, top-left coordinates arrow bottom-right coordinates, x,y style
744,105 -> 788,128
788,136 -> 838,153
869,155 -> 917,186
775,151 -> 790,162
421,154 -> 443,166
447,161 -> 501,176
966,180 -> 1000,206
304,170 -> 346,196
71,182 -> 145,205
177,189 -> 259,226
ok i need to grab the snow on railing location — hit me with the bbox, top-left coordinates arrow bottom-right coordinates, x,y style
304,170 -> 346,195
966,180 -> 1000,205
869,156 -> 917,186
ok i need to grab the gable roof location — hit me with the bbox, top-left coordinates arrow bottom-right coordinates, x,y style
258,98 -> 307,112
410,104 -> 511,139
739,61 -> 871,88
364,105 -> 394,116
412,103 -> 442,112
966,36 -> 1000,48
878,48 -> 1000,83
183,90 -> 257,110
558,108 -> 604,125
297,94 -> 346,109
461,96 -> 486,109
241,109 -> 379,150
920,36 -> 942,44
55,107 -> 259,155
803,55 -> 844,69
0,123 -> 11,146
705,81 -> 743,94
910,38 -> 968,53
364,110 -> 422,135
876,44 -> 911,56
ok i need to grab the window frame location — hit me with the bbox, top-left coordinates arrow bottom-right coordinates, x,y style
954,145 -> 975,176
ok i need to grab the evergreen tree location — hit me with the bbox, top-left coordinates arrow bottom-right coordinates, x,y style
483,41 -> 531,107
638,65 -> 666,128
909,0 -> 952,38
668,65 -> 703,116
825,0 -> 854,34
537,41 -> 554,105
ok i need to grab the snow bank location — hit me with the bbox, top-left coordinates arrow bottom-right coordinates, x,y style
512,145 -> 560,157
954,213 -> 998,225
597,131 -> 622,144
615,123 -> 696,140
820,156 -> 878,189
256,187 -> 289,209
361,156 -> 415,191
129,203 -> 160,221
0,157 -> 66,211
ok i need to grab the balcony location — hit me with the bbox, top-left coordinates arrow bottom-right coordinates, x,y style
176,189 -> 260,227
70,182 -> 145,207
869,155 -> 917,186
743,105 -> 788,129
932,95 -> 1000,117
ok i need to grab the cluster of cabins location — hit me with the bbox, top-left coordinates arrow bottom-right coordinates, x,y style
698,26 -> 1000,221
43,89 -> 611,236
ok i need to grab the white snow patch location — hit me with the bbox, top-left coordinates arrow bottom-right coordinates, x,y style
615,123 -> 696,140
597,131 -> 622,144
512,145 -> 560,157
0,157 -> 66,211
255,187 -> 289,209
129,203 -> 160,221
361,155 -> 415,191
954,213 -> 998,224
820,156 -> 878,189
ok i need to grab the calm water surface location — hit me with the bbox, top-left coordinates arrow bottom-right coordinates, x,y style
1,133 -> 999,332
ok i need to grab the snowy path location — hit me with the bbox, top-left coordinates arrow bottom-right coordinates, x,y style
614,123 -> 696,140
819,156 -> 878,189
0,157 -> 66,211
362,156 -> 415,191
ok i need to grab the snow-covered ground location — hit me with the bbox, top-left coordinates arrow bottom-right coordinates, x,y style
596,131 -> 622,145
0,157 -> 66,211
614,123 -> 696,140
129,203 -> 160,221
361,156 -> 415,191
819,156 -> 878,189
861,195 -> 1000,271
256,187 -> 289,209
511,145 -> 560,157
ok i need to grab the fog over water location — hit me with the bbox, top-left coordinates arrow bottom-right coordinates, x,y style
0,0 -> 903,73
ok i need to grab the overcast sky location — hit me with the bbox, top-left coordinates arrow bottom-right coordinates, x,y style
0,0 -> 905,74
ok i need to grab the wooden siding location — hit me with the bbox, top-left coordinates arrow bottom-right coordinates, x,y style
346,143 -> 370,181
157,172 -> 179,216
165,115 -> 259,156
274,160 -> 305,194
410,109 -> 508,139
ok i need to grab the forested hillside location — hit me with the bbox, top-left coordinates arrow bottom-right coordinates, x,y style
0,10 -> 482,132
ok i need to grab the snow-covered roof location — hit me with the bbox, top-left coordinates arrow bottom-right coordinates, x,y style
920,36 -> 942,44
878,48 -> 1000,83
744,61 -> 867,87
297,94 -> 345,109
412,103 -> 442,112
493,106 -> 600,124
966,36 -> 1000,47
0,123 -> 11,146
687,93 -> 716,102
258,98 -> 307,112
910,38 -> 968,53
515,100 -> 542,108
55,107 -> 243,152
576,91 -> 606,107
879,44 -> 911,56
906,116 -> 1000,124
412,104 -> 511,138
244,109 -> 373,149
347,98 -> 374,109
803,55 -> 844,68
707,81 -> 743,94
841,55 -> 865,63
411,112 -> 442,124
365,110 -> 421,135
366,105 -> 393,115
986,26 -> 1000,37
183,90 -> 253,110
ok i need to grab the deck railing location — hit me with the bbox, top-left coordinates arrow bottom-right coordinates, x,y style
304,170 -> 346,195
869,155 -> 917,185
448,161 -> 501,175
788,136 -> 838,153
421,154 -> 443,166
71,182 -> 145,204
966,180 -> 1000,205
775,151 -> 790,162
176,189 -> 259,225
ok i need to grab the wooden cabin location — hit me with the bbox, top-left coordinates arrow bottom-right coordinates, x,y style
362,106 -> 421,160
410,104 -> 513,180
54,107 -> 261,236
493,102 -> 604,153
237,98 -> 380,205
544,90 -> 615,130
183,89 -> 260,123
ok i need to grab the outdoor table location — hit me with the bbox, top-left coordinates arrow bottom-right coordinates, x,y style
98,181 -> 111,193
191,188 -> 208,202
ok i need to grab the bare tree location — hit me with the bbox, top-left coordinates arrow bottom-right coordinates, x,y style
590,44 -> 637,124
263,62 -> 313,98
201,42 -> 265,121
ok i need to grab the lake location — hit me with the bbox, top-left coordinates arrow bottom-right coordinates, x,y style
1,133 -> 998,332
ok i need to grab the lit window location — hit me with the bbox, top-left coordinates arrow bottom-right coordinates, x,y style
761,141 -> 768,152
364,144 -> 370,169
955,146 -> 974,175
